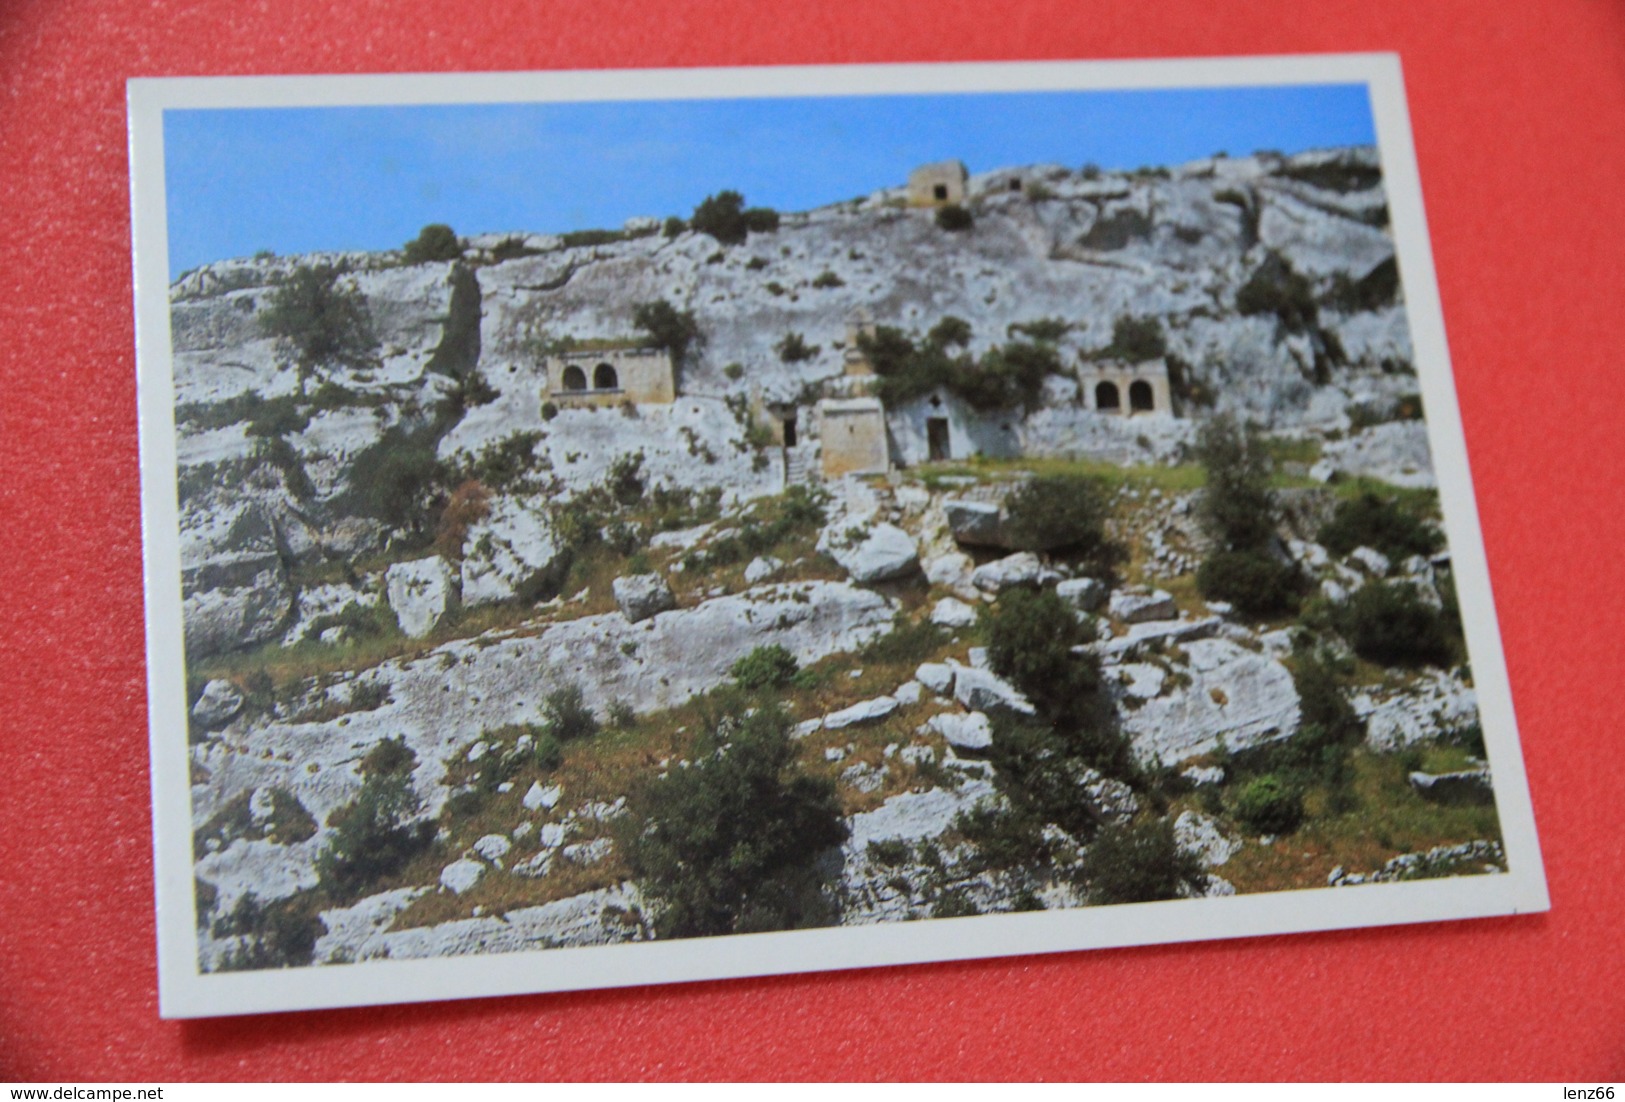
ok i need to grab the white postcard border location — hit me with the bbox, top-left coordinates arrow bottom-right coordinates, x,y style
128,52 -> 1548,1020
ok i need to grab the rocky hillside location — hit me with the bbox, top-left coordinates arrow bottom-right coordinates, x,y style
170,146 -> 1499,972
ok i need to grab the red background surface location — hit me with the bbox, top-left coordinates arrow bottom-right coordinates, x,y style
2,0 -> 1622,1081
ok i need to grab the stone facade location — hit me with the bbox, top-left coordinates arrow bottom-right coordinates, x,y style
1078,360 -> 1173,416
907,160 -> 969,207
817,397 -> 890,478
544,347 -> 674,407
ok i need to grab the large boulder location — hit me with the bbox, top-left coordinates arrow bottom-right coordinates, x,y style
824,695 -> 900,730
944,500 -> 1009,548
971,551 -> 1043,593
612,573 -> 676,624
1174,810 -> 1241,867
1117,637 -> 1301,764
819,522 -> 920,584
1108,587 -> 1178,624
952,664 -> 1035,716
460,495 -> 564,608
385,557 -> 458,638
1056,577 -> 1107,613
927,710 -> 993,752
929,597 -> 978,628
182,552 -> 296,657
191,680 -> 245,728
1408,769 -> 1494,806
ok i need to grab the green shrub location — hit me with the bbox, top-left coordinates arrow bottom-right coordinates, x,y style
723,362 -> 745,381
730,644 -> 799,690
691,190 -> 750,245
1085,817 -> 1207,904
1236,253 -> 1318,333
542,683 -> 600,742
1318,492 -> 1441,560
743,207 -> 780,234
857,616 -> 945,667
402,223 -> 463,264
242,394 -> 309,438
629,705 -> 847,937
259,263 -> 378,394
211,892 -> 322,970
541,401 -> 559,421
776,332 -> 817,362
951,340 -> 1057,411
1003,474 -> 1115,563
607,450 -> 646,506
985,589 -> 1104,734
927,315 -> 972,348
986,718 -> 1132,832
1232,774 -> 1304,835
935,203 -> 973,232
345,426 -> 444,534
633,299 -> 703,367
1335,581 -> 1455,668
811,270 -> 843,289
531,732 -> 563,771
1194,413 -> 1277,552
1196,549 -> 1301,617
1105,315 -> 1167,361
662,216 -> 686,238
1008,317 -> 1070,343
317,738 -> 432,897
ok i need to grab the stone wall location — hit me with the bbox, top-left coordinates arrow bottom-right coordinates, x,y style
545,347 -> 674,407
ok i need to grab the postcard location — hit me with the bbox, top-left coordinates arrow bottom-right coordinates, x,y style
128,54 -> 1548,1018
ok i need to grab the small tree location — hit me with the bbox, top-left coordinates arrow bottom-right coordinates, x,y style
542,683 -> 600,742
691,190 -> 747,245
1231,774 -> 1304,835
730,644 -> 799,690
1107,315 -> 1167,361
316,737 -> 433,898
402,223 -> 463,264
1003,473 -> 1115,563
629,705 -> 847,937
935,203 -> 974,232
1085,817 -> 1207,904
633,299 -> 703,368
1193,414 -> 1276,552
1334,581 -> 1455,668
259,264 -> 378,396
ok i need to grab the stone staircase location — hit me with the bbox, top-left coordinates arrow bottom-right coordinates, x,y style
784,444 -> 820,486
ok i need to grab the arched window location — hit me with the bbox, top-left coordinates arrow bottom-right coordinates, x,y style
562,365 -> 587,391
593,362 -> 619,390
1095,381 -> 1121,411
1129,380 -> 1155,412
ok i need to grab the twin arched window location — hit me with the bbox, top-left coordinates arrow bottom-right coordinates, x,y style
1095,380 -> 1156,412
560,362 -> 619,392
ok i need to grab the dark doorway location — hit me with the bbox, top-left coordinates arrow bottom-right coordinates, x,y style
593,362 -> 619,390
1129,380 -> 1155,412
927,417 -> 951,461
1095,381 -> 1121,411
933,184 -> 948,201
782,415 -> 797,448
562,365 -> 587,391
1009,178 -> 1023,192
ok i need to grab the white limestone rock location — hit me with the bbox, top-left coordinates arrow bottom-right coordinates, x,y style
1320,421 -> 1436,489
1118,637 -> 1301,764
951,664 -> 1035,716
825,695 -> 900,730
1175,810 -> 1241,867
1349,546 -> 1392,577
915,662 -> 956,696
943,500 -> 1007,547
971,552 -> 1043,593
523,782 -> 562,811
893,680 -> 925,705
612,572 -> 676,623
1109,587 -> 1179,624
471,834 -> 512,863
385,557 -> 458,639
930,597 -> 978,628
1056,577 -> 1107,613
819,521 -> 920,583
459,494 -> 563,608
928,710 -> 994,752
191,679 -> 245,728
440,859 -> 485,895
922,551 -> 974,590
1181,765 -> 1226,787
1076,768 -> 1139,825
1408,769 -> 1494,806
744,556 -> 783,584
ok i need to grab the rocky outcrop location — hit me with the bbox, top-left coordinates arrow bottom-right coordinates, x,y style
818,521 -> 920,583
1116,637 -> 1301,764
612,573 -> 676,623
385,557 -> 458,638
191,680 -> 245,728
460,495 -> 563,608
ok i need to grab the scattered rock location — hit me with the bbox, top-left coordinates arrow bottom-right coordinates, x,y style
943,500 -> 1007,548
1056,577 -> 1107,613
522,782 -> 562,811
612,573 -> 676,624
1117,637 -> 1301,764
1174,810 -> 1241,867
893,680 -> 925,705
471,834 -> 511,863
819,522 -> 920,583
952,664 -> 1035,716
927,710 -> 994,752
440,859 -> 485,895
930,597 -> 978,628
459,495 -> 562,608
825,696 -> 900,730
385,557 -> 458,639
1408,769 -> 1495,806
1108,587 -> 1179,624
1349,546 -> 1391,577
971,551 -> 1043,593
841,761 -> 888,794
1077,768 -> 1139,825
744,556 -> 783,584
191,679 -> 245,728
915,662 -> 956,696
1181,765 -> 1226,787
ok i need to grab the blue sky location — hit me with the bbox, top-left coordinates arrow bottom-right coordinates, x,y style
164,84 -> 1375,274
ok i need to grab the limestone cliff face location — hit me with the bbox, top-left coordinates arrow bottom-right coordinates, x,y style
168,145 -> 1421,657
